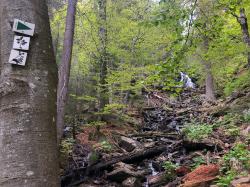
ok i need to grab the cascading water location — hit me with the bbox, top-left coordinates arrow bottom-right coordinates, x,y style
180,72 -> 195,89
144,162 -> 159,187
149,162 -> 158,176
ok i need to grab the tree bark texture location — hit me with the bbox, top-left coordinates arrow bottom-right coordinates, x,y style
57,0 -> 77,141
98,0 -> 109,110
0,0 -> 59,186
237,8 -> 250,68
203,35 -> 216,101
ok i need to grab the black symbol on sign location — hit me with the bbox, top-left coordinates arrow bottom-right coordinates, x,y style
12,51 -> 25,64
16,36 -> 28,49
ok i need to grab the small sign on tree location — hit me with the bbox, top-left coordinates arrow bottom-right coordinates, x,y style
13,36 -> 30,50
9,19 -> 35,66
8,49 -> 28,66
12,19 -> 35,36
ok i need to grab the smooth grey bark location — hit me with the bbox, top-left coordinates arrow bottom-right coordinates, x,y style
203,35 -> 216,101
57,0 -> 77,141
0,0 -> 59,187
205,62 -> 216,101
98,0 -> 109,111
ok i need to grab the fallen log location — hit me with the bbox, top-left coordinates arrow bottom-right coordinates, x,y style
89,144 -> 168,174
63,144 -> 174,186
88,140 -> 182,174
129,132 -> 179,139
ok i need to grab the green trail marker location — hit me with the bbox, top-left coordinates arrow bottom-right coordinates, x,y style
17,22 -> 31,30
13,19 -> 35,36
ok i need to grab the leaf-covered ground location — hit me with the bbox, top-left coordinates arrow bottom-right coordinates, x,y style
60,87 -> 250,187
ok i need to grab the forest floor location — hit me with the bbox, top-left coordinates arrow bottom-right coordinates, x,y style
61,87 -> 250,187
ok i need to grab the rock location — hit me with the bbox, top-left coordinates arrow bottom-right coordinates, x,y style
107,162 -> 146,182
144,142 -> 156,148
240,125 -> 250,137
176,166 -> 191,176
230,175 -> 250,187
122,177 -> 141,187
119,136 -> 143,152
148,172 -> 167,186
183,138 -> 224,152
180,164 -> 219,187
163,177 -> 182,187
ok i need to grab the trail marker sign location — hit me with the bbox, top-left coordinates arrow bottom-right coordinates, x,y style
8,49 -> 28,66
12,19 -> 35,36
13,36 -> 30,50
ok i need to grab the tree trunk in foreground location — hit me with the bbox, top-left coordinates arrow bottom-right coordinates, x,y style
0,0 -> 59,186
57,0 -> 77,141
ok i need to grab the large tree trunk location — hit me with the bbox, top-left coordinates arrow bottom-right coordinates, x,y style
0,0 -> 59,186
98,0 -> 109,110
57,0 -> 77,141
237,8 -> 250,68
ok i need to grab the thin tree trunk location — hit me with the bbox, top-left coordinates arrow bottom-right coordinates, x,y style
53,23 -> 60,56
203,35 -> 216,101
237,8 -> 250,68
0,0 -> 59,186
98,0 -> 109,111
57,0 -> 77,141
205,63 -> 216,101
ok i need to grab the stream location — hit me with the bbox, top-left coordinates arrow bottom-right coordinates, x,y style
61,77 -> 208,187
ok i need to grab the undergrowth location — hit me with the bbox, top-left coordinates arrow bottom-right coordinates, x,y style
224,71 -> 250,96
216,143 -> 250,187
182,122 -> 213,141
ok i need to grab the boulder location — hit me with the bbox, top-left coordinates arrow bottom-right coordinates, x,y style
119,136 -> 143,152
107,162 -> 147,182
122,177 -> 141,187
176,166 -> 191,177
230,175 -> 250,187
180,164 -> 219,187
148,172 -> 167,186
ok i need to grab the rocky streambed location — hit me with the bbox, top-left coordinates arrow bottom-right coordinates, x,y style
61,89 -> 250,187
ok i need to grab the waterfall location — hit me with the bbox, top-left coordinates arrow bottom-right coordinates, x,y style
180,72 -> 195,89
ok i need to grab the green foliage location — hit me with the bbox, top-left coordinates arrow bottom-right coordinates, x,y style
214,113 -> 240,127
217,143 -> 250,186
213,114 -> 241,136
163,161 -> 177,180
102,103 -> 126,114
226,126 -> 240,136
242,109 -> 250,123
88,151 -> 99,165
70,94 -> 97,102
87,121 -> 107,128
191,156 -> 206,169
51,0 -> 250,126
182,122 -> 213,141
224,71 -> 250,96
94,140 -> 113,152
222,143 -> 250,171
216,170 -> 237,187
60,138 -> 76,156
